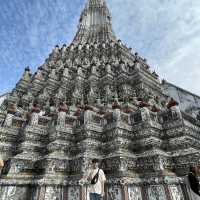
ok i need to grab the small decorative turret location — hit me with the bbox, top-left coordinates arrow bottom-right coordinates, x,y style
105,63 -> 112,74
15,67 -> 32,93
23,66 -> 32,81
112,93 -> 121,110
34,68 -> 44,80
51,45 -> 60,59
56,88 -> 65,101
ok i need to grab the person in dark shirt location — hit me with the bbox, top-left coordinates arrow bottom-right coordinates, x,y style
188,166 -> 200,196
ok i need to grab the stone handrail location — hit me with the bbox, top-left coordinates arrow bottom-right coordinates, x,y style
11,117 -> 26,128
130,108 -> 159,125
158,109 -> 181,124
29,113 -> 51,127
38,116 -> 51,127
120,112 -> 130,124
130,110 -> 142,124
1,113 -> 26,128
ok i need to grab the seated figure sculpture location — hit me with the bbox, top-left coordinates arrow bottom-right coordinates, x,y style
148,95 -> 160,113
167,97 -> 179,109
112,96 -> 121,122
167,97 -> 181,119
134,97 -> 152,123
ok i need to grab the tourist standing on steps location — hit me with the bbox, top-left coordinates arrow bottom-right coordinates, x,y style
87,159 -> 106,200
188,166 -> 200,199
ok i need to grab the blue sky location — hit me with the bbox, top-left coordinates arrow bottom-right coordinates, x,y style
0,0 -> 200,95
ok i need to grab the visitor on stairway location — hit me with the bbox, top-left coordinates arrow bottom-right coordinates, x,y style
87,159 -> 106,200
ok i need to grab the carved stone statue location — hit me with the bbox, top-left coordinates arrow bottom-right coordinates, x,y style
167,97 -> 181,119
105,63 -> 112,74
119,61 -> 126,72
82,57 -> 90,68
87,87 -> 96,105
57,102 -> 68,127
49,68 -> 57,80
66,59 -> 73,68
34,69 -> 44,80
63,66 -> 70,78
91,64 -> 97,75
77,66 -> 84,77
30,102 -> 41,125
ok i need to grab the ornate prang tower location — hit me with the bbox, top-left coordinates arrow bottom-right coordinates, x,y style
0,0 -> 199,199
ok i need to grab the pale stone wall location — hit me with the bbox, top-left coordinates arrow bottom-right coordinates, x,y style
163,81 -> 200,114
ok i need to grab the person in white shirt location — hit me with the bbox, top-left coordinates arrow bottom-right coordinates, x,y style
87,159 -> 106,200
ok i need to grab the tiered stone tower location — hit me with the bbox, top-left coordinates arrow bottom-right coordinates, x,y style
0,0 -> 199,199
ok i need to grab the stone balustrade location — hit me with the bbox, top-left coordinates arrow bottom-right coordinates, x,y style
130,110 -> 143,124
120,112 -> 130,125
130,107 -> 183,128
1,113 -> 26,128
37,116 -> 51,127
29,113 -> 51,127
75,110 -> 105,128
130,108 -> 159,125
159,108 -> 182,124
11,117 -> 26,128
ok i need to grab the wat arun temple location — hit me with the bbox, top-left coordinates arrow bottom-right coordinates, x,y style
0,0 -> 200,199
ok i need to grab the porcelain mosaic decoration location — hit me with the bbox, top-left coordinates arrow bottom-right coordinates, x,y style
0,0 -> 199,199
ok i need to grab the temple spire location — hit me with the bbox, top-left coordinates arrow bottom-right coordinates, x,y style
73,0 -> 117,44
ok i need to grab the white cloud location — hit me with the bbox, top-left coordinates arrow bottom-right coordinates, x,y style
107,0 -> 200,95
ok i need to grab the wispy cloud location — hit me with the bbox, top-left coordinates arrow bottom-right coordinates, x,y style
0,0 -> 84,94
0,0 -> 200,95
108,0 -> 200,94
